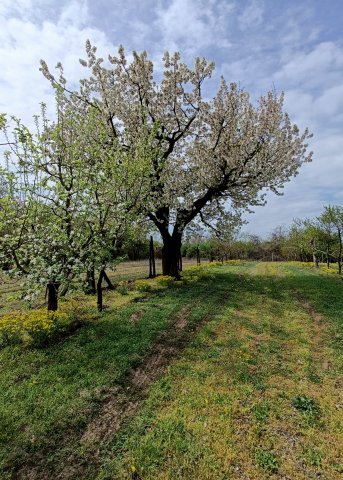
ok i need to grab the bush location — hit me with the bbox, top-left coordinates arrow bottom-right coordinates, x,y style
292,395 -> 320,415
254,448 -> 279,472
182,265 -> 215,284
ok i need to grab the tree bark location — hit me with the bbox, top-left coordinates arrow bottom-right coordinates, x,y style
161,232 -> 182,278
313,253 -> 319,268
196,246 -> 201,266
103,270 -> 115,289
149,236 -> 156,278
338,230 -> 342,275
85,267 -> 96,294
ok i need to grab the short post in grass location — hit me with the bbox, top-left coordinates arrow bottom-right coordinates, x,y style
196,246 -> 201,266
149,236 -> 156,278
47,280 -> 60,311
97,269 -> 105,312
178,252 -> 183,272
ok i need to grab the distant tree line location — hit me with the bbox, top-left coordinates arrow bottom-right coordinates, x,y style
180,205 -> 343,272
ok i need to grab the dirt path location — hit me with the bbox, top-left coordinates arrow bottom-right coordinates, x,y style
80,307 -> 193,447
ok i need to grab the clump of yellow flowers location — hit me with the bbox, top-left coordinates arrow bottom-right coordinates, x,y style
134,279 -> 153,292
0,309 -> 69,347
154,275 -> 175,287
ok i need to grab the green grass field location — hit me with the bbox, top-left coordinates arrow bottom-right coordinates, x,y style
1,261 -> 343,479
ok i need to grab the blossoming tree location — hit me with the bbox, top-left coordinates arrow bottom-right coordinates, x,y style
41,43 -> 312,277
0,94 -> 149,309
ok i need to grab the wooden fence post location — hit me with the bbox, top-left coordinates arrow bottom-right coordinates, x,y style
97,269 -> 105,312
149,236 -> 156,278
47,281 -> 60,311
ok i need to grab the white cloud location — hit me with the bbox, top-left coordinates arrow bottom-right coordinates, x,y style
155,0 -> 234,54
59,0 -> 88,27
274,42 -> 343,89
238,0 -> 264,30
0,0 -> 33,17
0,1 -> 114,123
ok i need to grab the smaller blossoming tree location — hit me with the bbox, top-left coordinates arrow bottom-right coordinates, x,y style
0,92 -> 150,310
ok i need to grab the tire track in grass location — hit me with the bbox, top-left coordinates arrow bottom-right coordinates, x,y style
98,266 -> 343,480
58,297 -> 231,480
16,272 -> 235,480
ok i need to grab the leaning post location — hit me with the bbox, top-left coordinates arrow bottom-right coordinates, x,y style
149,236 -> 156,278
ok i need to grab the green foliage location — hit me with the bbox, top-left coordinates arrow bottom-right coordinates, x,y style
116,281 -> 129,295
254,448 -> 279,472
0,264 -> 229,477
0,299 -> 94,347
306,447 -> 323,467
252,401 -> 270,423
292,395 -> 321,417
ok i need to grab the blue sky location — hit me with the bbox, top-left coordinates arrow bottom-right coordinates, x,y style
1,0 -> 342,237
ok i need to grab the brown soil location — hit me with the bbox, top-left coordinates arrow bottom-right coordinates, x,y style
129,310 -> 144,324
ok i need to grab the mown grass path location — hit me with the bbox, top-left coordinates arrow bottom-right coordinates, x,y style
1,262 -> 343,479
96,262 -> 343,480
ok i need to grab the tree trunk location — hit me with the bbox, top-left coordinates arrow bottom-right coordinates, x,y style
47,281 -> 60,311
326,244 -> 330,268
313,253 -> 319,268
85,266 -> 96,294
196,247 -> 201,266
178,253 -> 183,272
149,236 -> 156,278
161,233 -> 182,278
338,230 -> 342,275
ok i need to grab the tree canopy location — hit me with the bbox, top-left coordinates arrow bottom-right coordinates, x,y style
38,41 -> 313,276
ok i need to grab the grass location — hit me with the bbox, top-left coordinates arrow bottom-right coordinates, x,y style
1,261 -> 343,479
94,262 -> 343,480
0,263 -> 230,479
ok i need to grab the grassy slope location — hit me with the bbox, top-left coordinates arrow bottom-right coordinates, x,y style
1,262 -> 343,479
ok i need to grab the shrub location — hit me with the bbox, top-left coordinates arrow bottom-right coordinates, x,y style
0,299 -> 95,347
209,261 -> 223,267
116,280 -> 133,295
292,395 -> 320,415
59,298 -> 95,322
254,448 -> 279,472
182,266 -> 215,284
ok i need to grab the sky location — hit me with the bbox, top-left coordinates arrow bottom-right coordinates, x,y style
0,0 -> 342,237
